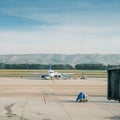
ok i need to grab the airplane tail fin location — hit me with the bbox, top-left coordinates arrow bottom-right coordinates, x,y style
49,64 -> 52,70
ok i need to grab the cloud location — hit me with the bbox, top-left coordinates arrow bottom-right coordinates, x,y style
0,0 -> 120,54
0,25 -> 120,42
1,0 -> 120,28
0,24 -> 120,54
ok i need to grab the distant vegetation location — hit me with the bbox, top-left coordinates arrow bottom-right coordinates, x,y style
75,64 -> 106,70
0,63 -> 107,70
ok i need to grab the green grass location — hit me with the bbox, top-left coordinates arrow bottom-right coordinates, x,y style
0,69 -> 107,78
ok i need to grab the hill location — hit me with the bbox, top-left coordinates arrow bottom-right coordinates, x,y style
0,54 -> 120,65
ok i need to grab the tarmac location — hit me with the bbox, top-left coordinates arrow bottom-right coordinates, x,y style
0,77 -> 120,120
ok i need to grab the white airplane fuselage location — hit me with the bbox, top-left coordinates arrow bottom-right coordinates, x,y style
48,70 -> 55,79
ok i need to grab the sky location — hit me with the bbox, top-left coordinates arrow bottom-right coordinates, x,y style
0,0 -> 120,54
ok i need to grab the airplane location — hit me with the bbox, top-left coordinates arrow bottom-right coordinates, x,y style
42,65 -> 55,80
31,65 -> 70,80
41,65 -> 69,80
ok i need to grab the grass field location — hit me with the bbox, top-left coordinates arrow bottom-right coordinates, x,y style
0,69 -> 107,78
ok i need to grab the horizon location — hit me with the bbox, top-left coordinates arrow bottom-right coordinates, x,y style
0,0 -> 120,54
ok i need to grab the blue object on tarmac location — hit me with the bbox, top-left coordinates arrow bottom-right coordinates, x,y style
76,92 -> 85,102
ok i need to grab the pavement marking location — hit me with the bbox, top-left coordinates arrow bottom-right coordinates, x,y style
20,97 -> 29,120
48,86 -> 73,120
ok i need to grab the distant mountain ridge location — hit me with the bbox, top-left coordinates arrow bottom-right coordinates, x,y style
0,54 -> 120,65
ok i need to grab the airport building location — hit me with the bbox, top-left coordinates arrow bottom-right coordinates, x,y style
107,66 -> 120,102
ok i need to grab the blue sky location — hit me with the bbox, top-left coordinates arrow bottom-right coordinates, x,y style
0,0 -> 120,54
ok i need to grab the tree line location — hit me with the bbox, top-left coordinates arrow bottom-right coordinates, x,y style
0,63 -> 107,70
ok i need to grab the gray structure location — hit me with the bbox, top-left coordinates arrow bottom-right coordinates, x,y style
107,67 -> 120,102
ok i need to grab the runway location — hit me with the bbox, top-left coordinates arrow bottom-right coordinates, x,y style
0,77 -> 119,120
